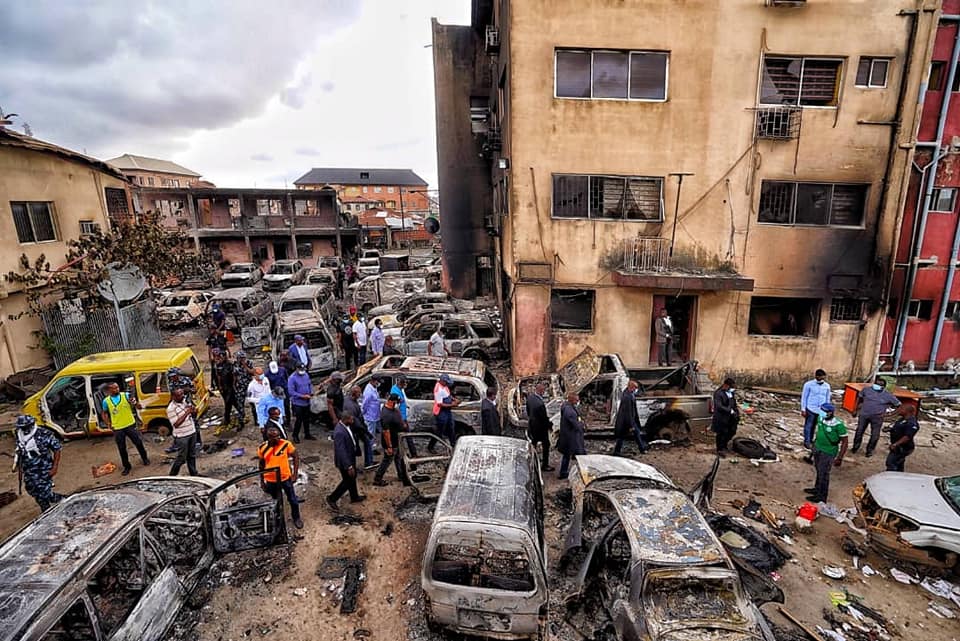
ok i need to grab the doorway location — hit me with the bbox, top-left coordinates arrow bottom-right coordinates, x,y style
273,242 -> 288,261
649,295 -> 698,366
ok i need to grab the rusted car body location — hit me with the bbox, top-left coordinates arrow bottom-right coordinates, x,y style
422,436 -> 548,640
0,474 -> 287,641
563,455 -> 773,641
350,269 -> 441,313
506,347 -> 711,441
157,290 -> 215,328
853,473 -> 960,570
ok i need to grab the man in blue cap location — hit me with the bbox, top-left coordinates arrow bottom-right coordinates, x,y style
806,402 -> 848,503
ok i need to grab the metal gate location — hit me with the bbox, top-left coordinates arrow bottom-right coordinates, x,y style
41,299 -> 162,369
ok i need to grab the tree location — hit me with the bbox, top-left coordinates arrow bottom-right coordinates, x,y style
5,210 -> 217,317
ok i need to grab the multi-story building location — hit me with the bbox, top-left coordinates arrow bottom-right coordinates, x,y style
883,0 -> 960,373
106,154 -> 205,189
0,128 -> 130,375
434,0 -> 938,381
294,167 -> 432,213
133,185 -> 358,269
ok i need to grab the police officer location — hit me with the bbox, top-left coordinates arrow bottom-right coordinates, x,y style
886,404 -> 920,472
13,415 -> 64,511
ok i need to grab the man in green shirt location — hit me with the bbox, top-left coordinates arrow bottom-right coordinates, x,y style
805,402 -> 847,503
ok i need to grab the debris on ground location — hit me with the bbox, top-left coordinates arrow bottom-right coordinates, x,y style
0,491 -> 17,508
91,462 -> 117,477
202,438 -> 231,455
822,565 -> 847,580
330,513 -> 364,526
317,556 -> 367,614
708,514 -> 791,573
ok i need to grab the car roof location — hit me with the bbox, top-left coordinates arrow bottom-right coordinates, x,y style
0,480 -> 213,641
277,311 -> 327,330
397,355 -> 486,379
211,287 -> 257,300
57,348 -> 196,376
435,436 -> 539,535
227,262 -> 257,268
603,486 -> 726,567
281,285 -> 325,299
574,455 -> 675,489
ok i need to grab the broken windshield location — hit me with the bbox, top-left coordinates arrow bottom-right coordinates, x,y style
279,300 -> 314,313
270,264 -> 295,274
226,264 -> 254,274
644,574 -> 746,627
938,476 -> 960,515
281,330 -> 329,349
162,296 -> 192,307
431,542 -> 534,592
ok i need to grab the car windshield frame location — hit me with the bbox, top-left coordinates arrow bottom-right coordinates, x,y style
163,296 -> 193,307
937,475 -> 960,516
270,264 -> 295,275
226,265 -> 254,274
641,569 -> 750,631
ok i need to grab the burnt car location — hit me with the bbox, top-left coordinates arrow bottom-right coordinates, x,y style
563,455 -> 774,641
157,290 -> 215,328
506,347 -> 711,442
853,472 -> 960,570
402,315 -> 506,362
367,291 -> 451,319
220,262 -> 263,288
0,474 -> 288,641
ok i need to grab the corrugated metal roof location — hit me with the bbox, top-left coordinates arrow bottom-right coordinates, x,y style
0,128 -> 127,180
106,153 -> 202,177
293,167 -> 427,186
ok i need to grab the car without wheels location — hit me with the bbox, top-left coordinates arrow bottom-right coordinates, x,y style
220,262 -> 262,288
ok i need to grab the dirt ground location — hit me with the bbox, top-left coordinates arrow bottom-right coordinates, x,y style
2,323 -> 959,641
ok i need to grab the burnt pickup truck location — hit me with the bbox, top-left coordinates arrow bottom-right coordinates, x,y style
506,347 -> 711,442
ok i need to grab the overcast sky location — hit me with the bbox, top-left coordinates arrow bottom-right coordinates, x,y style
0,0 -> 470,189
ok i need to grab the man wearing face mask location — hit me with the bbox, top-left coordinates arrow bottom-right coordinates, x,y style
805,402 -> 847,503
852,378 -> 901,457
711,378 -> 740,456
612,380 -> 648,456
800,369 -> 830,450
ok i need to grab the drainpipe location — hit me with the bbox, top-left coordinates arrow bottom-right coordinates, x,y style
893,17 -> 960,370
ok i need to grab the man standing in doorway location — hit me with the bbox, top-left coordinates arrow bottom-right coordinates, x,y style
805,402 -> 847,503
800,369 -> 831,450
101,381 -> 149,476
852,378 -> 901,457
613,380 -> 648,456
353,312 -> 368,365
557,391 -> 586,480
526,383 -> 554,471
886,404 -> 920,472
655,308 -> 673,366
712,378 -> 740,456
167,388 -> 198,476
258,424 -> 303,529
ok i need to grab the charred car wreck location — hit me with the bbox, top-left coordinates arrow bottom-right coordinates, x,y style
0,474 -> 288,641
853,472 -> 960,570
507,347 -> 712,442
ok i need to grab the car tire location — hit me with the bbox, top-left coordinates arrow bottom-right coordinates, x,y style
731,437 -> 774,460
149,419 -> 172,437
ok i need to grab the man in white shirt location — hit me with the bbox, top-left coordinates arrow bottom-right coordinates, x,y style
246,368 -> 272,428
167,388 -> 198,476
353,315 -> 369,364
428,326 -> 449,358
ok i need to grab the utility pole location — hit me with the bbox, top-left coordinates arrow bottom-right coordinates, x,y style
667,172 -> 694,258
398,188 -> 406,250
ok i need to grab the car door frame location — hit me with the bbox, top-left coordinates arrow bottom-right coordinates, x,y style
207,470 -> 290,554
398,432 -> 453,498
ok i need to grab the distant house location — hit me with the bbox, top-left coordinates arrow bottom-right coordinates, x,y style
0,128 -> 130,376
294,167 -> 431,213
357,208 -> 430,248
107,153 -> 204,189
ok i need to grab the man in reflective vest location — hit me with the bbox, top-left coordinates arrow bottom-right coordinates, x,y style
101,381 -> 150,476
258,424 -> 303,529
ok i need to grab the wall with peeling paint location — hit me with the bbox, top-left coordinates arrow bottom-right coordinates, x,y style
488,0 -> 934,379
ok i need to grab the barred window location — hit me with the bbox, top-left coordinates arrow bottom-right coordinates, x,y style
553,174 -> 662,221
758,181 -> 867,227
105,187 -> 129,219
760,57 -> 842,107
829,298 -> 865,323
10,201 -> 57,243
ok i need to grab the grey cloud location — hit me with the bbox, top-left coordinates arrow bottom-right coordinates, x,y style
295,147 -> 324,157
0,1 -> 361,154
251,153 -> 274,162
280,75 -> 313,109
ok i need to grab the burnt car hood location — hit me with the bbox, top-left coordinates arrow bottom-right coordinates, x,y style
659,629 -> 759,641
864,473 -> 960,530
558,346 -> 602,394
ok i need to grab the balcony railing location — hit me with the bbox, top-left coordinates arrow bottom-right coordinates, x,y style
623,237 -> 670,273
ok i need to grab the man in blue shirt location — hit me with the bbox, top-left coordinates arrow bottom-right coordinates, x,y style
800,369 -> 830,450
389,375 -> 409,426
361,374 -> 383,467
257,387 -> 286,430
287,363 -> 315,443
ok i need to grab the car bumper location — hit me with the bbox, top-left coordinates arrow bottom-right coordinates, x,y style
262,280 -> 291,290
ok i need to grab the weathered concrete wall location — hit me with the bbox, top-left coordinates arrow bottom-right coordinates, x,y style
0,145 -> 124,376
498,0 -> 931,379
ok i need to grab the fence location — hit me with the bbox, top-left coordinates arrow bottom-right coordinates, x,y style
623,237 -> 670,273
41,299 -> 163,369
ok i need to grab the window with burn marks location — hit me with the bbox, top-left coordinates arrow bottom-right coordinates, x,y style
748,297 -> 820,337
551,289 -> 595,331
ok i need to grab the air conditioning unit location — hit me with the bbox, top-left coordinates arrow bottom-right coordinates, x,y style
485,25 -> 500,53
79,221 -> 101,236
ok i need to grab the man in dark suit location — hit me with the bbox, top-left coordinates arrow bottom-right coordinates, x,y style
480,387 -> 501,436
612,380 -> 648,456
525,383 -> 553,471
557,392 -> 586,480
326,414 -> 365,510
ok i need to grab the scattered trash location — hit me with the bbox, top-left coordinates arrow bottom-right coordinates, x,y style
292,587 -> 307,597
818,502 -> 841,519
890,567 -> 918,584
822,565 -> 847,579
708,514 -> 791,572
770,571 -> 781,582
91,462 -> 117,478
742,499 -> 762,520
720,531 -> 751,549
841,534 -> 868,557
381,521 -> 395,537
353,630 -> 371,639
0,490 -> 17,507
860,564 -> 877,577
797,502 -> 819,521
927,601 -> 956,619
230,447 -> 245,457
920,577 -> 960,607
201,439 -> 230,455
330,514 -> 364,526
